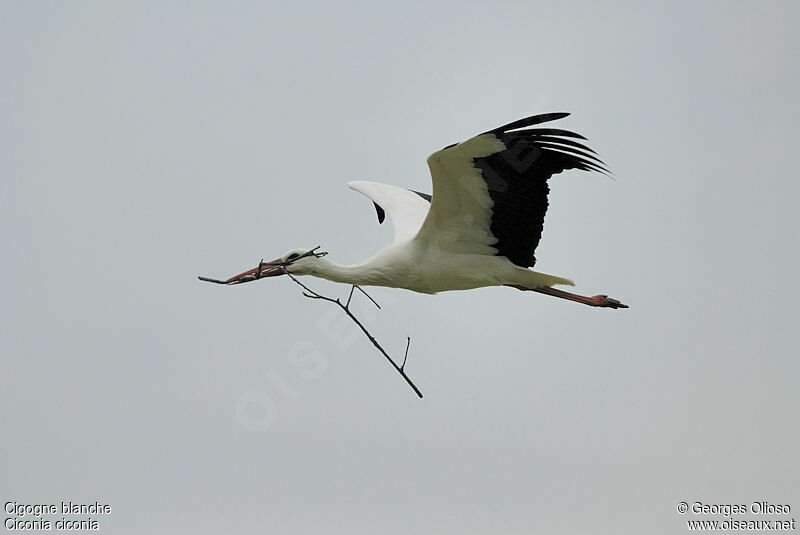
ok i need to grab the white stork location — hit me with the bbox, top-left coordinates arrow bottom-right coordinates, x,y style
223,112 -> 627,308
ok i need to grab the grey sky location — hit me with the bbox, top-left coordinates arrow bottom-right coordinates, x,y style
2,1 -> 798,533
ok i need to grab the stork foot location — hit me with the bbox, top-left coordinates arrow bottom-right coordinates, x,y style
590,295 -> 628,309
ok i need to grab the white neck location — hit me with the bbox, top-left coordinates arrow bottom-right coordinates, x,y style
311,257 -> 390,287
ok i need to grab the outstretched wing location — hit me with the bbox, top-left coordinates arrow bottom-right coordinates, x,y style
347,181 -> 431,243
415,112 -> 608,267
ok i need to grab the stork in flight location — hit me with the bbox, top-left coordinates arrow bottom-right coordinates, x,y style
221,112 -> 627,309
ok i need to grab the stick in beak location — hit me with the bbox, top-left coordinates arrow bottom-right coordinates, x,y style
225,258 -> 287,284
198,246 -> 326,286
198,258 -> 287,285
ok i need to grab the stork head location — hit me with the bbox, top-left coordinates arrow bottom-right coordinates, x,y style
223,247 -> 328,284
272,248 -> 327,275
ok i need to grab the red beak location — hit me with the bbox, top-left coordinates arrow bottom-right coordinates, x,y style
225,257 -> 287,284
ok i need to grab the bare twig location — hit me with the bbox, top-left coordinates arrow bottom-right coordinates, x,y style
401,337 -> 411,371
356,285 -> 381,309
198,276 -> 228,284
280,269 -> 423,398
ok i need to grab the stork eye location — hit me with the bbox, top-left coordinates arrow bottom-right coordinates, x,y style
287,253 -> 300,261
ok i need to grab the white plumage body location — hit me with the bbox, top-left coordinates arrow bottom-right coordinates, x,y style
310,238 -> 572,294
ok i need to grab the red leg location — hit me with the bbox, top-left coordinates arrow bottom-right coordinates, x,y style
506,285 -> 628,309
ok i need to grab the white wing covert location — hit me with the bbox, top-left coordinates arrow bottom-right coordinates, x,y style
347,181 -> 431,243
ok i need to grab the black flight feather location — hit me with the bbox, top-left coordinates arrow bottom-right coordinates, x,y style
471,112 -> 609,267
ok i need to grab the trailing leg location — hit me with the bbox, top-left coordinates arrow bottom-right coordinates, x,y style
506,284 -> 628,309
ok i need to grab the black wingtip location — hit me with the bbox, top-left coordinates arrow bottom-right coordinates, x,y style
373,202 -> 386,224
486,112 -> 572,135
524,128 -> 587,140
411,190 -> 432,203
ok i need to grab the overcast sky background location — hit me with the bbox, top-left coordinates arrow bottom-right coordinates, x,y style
2,1 -> 798,533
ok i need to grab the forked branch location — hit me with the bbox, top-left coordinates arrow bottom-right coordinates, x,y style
280,269 -> 422,398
